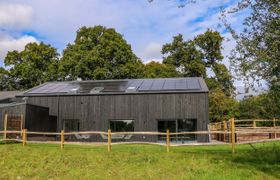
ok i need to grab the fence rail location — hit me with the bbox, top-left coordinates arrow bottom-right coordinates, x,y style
1,118 -> 280,153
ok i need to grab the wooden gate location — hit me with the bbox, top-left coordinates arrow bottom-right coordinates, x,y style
3,114 -> 23,139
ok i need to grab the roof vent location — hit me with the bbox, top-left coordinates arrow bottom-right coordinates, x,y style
126,86 -> 137,92
90,87 -> 104,94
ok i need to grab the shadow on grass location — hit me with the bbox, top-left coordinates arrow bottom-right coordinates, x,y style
230,143 -> 280,179
0,141 -> 21,145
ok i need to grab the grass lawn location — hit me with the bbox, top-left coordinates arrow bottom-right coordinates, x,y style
0,142 -> 280,179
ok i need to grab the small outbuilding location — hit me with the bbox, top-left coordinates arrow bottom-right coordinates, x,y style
1,77 -> 209,142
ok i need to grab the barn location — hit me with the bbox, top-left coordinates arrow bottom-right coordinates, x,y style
0,77 -> 209,142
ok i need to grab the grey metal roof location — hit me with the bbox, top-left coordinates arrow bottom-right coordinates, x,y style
0,91 -> 21,100
19,77 -> 208,96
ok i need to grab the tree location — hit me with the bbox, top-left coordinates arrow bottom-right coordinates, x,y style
227,0 -> 280,85
237,86 -> 280,120
209,87 -> 239,122
212,63 -> 235,96
162,34 -> 206,77
4,42 -> 59,90
194,30 -> 235,96
162,30 -> 235,96
194,29 -> 224,67
0,67 -> 13,90
161,30 -> 237,121
265,83 -> 280,118
238,94 -> 269,119
143,61 -> 180,78
59,26 -> 144,80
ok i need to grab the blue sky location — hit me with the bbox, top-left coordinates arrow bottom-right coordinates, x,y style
0,0 -> 246,80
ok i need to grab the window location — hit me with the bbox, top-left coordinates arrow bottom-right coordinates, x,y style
63,119 -> 79,132
102,120 -> 134,140
110,120 -> 134,132
158,119 -> 197,142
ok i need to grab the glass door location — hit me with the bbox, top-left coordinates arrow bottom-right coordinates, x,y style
157,119 -> 197,143
158,120 -> 176,142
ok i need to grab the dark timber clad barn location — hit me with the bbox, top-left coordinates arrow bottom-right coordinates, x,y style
1,77 -> 209,142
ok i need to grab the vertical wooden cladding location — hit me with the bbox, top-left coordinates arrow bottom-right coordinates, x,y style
0,103 -> 53,132
27,96 -> 58,116
25,104 -> 53,132
0,104 -> 26,130
26,92 -> 209,142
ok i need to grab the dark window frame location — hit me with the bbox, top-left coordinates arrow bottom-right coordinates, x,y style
108,119 -> 135,132
63,119 -> 80,132
157,119 -> 197,142
105,119 -> 135,140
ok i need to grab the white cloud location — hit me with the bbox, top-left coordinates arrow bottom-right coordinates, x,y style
0,32 -> 37,61
0,3 -> 34,29
12,0 -> 238,51
0,0 -> 244,69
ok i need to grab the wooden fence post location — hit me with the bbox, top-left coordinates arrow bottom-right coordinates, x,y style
273,118 -> 276,138
20,114 -> 23,137
253,120 -> 256,128
22,129 -> 27,146
3,113 -> 8,141
166,129 -> 170,153
108,129 -> 111,152
223,121 -> 226,142
231,118 -> 235,154
61,130 -> 65,149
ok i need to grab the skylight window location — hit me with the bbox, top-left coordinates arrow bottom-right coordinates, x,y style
90,87 -> 104,94
68,88 -> 79,94
126,86 -> 137,92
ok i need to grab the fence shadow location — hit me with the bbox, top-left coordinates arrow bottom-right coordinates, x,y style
228,143 -> 280,179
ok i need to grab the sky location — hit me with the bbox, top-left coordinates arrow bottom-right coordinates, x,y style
0,0 -> 257,94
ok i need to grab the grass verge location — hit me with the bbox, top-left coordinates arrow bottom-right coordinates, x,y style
0,142 -> 279,179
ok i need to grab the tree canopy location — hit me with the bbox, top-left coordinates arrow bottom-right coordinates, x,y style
0,67 -> 12,90
162,34 -> 206,77
59,26 -> 144,80
4,42 -> 59,90
226,0 -> 280,85
143,61 -> 180,78
162,29 -> 235,96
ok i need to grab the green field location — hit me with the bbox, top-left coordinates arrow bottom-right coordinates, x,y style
0,142 -> 280,179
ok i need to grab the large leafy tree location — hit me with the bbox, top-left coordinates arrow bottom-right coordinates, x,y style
225,0 -> 280,119
4,42 -> 59,90
162,30 -> 236,122
212,63 -> 235,96
162,30 -> 234,96
162,34 -> 206,77
0,67 -> 13,90
59,26 -> 144,80
238,93 -> 277,119
194,30 -> 224,67
227,0 -> 280,85
143,61 -> 180,78
195,30 -> 235,96
209,88 -> 239,121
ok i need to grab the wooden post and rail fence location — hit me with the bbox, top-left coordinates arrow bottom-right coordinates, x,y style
1,113 -> 280,154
